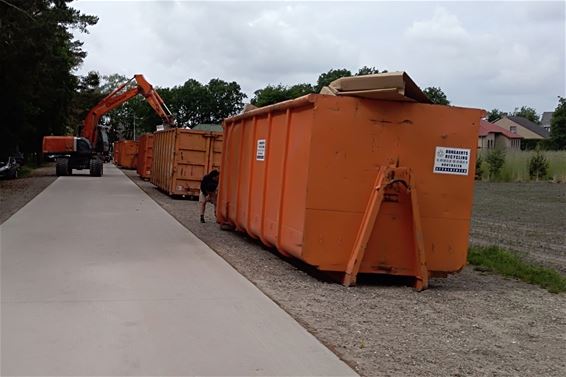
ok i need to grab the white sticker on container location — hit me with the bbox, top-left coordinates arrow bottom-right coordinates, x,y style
256,139 -> 266,161
433,147 -> 470,176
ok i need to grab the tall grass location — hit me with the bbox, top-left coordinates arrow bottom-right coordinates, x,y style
478,150 -> 566,182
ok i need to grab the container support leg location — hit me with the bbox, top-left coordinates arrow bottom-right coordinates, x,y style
343,167 -> 429,290
408,175 -> 429,291
343,167 -> 388,287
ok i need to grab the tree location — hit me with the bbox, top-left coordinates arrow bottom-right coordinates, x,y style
68,71 -> 105,136
528,148 -> 549,180
486,148 -> 506,180
513,106 -> 539,124
315,68 -> 352,92
475,154 -> 485,180
487,109 -> 504,123
251,83 -> 314,107
549,97 -> 566,150
287,83 -> 315,99
356,66 -> 383,76
201,78 -> 247,124
423,87 -> 450,105
0,0 -> 97,161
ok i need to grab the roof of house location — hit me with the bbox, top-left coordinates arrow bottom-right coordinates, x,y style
541,112 -> 553,126
191,124 -> 223,132
505,116 -> 549,138
479,120 -> 522,139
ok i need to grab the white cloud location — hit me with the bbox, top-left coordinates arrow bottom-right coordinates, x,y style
73,0 -> 565,114
402,5 -> 564,111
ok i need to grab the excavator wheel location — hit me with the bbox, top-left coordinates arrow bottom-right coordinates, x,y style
55,158 -> 71,176
89,158 -> 103,177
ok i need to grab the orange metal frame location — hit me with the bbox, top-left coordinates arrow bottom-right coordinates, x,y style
343,166 -> 428,290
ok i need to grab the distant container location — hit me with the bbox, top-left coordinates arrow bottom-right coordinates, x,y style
151,128 -> 223,197
136,134 -> 154,179
113,142 -> 120,163
217,94 -> 483,289
114,140 -> 138,169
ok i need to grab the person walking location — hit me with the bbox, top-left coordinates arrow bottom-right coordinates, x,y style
199,169 -> 220,223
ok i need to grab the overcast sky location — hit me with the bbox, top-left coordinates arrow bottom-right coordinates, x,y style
73,0 -> 565,114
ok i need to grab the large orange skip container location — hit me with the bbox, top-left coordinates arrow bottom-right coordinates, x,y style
151,128 -> 223,197
136,133 -> 154,179
217,94 -> 484,289
114,140 -> 139,169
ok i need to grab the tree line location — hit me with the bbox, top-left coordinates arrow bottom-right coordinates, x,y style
0,0 -> 97,161
1,0 -> 564,163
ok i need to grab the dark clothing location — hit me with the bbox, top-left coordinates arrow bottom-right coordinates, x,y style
200,173 -> 218,196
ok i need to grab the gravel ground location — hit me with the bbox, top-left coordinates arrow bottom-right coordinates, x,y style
0,164 -> 56,225
471,182 -> 566,274
125,170 -> 566,377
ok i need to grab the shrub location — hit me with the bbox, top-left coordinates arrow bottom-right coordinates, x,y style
486,148 -> 506,180
528,148 -> 550,180
475,155 -> 484,180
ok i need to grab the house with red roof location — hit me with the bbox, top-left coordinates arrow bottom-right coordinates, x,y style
478,120 -> 522,150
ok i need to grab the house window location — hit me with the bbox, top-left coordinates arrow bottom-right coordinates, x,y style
510,126 -> 517,134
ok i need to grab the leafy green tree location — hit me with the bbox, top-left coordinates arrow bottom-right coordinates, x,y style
0,0 -> 97,161
251,83 -> 314,107
549,97 -> 566,150
201,78 -> 247,124
513,106 -> 539,124
487,109 -> 504,123
287,83 -> 315,98
315,68 -> 352,92
356,66 -> 383,76
486,148 -> 506,180
69,71 -> 105,136
528,148 -> 550,180
423,87 -> 450,105
475,154 -> 485,180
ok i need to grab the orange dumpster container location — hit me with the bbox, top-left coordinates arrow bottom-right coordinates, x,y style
113,141 -> 120,164
217,93 -> 484,289
114,140 -> 138,169
136,133 -> 154,179
151,128 -> 223,197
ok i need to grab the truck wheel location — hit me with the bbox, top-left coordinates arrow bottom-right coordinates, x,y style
56,158 -> 70,176
89,158 -> 103,177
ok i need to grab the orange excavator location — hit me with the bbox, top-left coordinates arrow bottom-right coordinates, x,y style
43,74 -> 175,177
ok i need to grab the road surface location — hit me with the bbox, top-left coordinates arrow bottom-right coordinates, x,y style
1,164 -> 356,376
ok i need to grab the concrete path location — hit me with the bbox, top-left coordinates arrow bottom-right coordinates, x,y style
1,165 -> 356,376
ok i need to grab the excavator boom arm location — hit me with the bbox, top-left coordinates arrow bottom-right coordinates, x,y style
82,74 -> 175,147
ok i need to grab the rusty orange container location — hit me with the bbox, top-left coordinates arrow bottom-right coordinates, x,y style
217,94 -> 484,289
151,128 -> 223,197
136,134 -> 154,179
114,140 -> 138,169
113,141 -> 120,164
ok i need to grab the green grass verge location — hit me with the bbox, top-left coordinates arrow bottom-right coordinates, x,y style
18,164 -> 34,177
468,245 -> 566,293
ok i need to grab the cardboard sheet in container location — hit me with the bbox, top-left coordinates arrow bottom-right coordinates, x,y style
322,71 -> 432,103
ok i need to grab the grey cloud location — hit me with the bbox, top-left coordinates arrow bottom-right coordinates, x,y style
74,0 -> 564,113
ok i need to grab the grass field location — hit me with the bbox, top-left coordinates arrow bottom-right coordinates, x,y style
478,150 -> 566,182
468,246 -> 566,293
